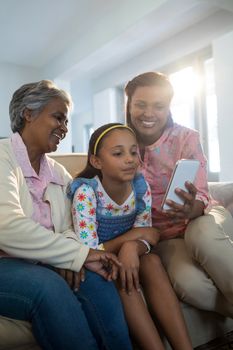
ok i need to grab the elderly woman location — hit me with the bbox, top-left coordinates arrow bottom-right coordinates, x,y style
0,80 -> 132,350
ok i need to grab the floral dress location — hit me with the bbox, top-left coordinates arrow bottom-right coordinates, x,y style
72,175 -> 152,248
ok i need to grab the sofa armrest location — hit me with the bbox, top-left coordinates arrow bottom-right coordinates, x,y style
208,182 -> 233,216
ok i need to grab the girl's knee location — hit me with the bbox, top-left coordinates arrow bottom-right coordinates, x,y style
140,253 -> 166,283
140,253 -> 162,270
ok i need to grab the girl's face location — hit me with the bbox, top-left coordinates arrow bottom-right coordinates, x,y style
22,97 -> 69,154
129,85 -> 171,145
93,128 -> 139,183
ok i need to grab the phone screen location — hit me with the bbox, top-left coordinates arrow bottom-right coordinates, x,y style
161,159 -> 199,210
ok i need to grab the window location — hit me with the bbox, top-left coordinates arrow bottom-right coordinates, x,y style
83,124 -> 94,151
165,50 -> 220,181
204,58 -> 220,174
169,66 -> 196,129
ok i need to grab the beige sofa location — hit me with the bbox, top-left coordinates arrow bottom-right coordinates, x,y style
1,153 -> 233,350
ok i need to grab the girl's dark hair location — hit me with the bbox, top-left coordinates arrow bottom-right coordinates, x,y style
125,71 -> 174,131
75,122 -> 128,180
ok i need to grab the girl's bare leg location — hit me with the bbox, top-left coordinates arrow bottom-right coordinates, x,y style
117,284 -> 165,350
139,254 -> 193,350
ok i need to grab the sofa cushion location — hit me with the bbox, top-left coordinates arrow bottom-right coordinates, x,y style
209,182 -> 233,216
0,316 -> 40,350
49,153 -> 87,178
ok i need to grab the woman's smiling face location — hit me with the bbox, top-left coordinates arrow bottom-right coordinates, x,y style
129,85 -> 172,145
22,97 -> 69,154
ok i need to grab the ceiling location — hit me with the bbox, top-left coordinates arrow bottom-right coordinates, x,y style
1,0 -> 233,81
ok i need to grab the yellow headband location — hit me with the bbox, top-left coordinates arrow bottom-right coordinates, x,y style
93,124 -> 135,155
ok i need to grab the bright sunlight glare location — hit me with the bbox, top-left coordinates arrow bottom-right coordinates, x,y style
169,67 -> 201,129
170,67 -> 201,99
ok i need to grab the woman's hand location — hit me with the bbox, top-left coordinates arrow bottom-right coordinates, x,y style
161,181 -> 203,220
84,249 -> 122,281
117,241 -> 141,295
55,267 -> 85,291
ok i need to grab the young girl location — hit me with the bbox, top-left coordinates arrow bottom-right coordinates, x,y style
68,123 -> 192,350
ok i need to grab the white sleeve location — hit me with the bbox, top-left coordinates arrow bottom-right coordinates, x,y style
0,154 -> 89,272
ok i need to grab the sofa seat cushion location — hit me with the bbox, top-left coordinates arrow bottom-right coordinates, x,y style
0,316 -> 40,350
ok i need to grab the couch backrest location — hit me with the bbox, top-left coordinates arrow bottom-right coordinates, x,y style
208,182 -> 233,216
49,153 -> 87,177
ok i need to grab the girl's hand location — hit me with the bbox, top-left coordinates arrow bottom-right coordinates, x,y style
84,249 -> 121,281
118,241 -> 141,295
102,227 -> 159,254
136,227 -> 159,246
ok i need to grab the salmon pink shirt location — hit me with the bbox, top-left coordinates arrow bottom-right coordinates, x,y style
139,119 -> 210,240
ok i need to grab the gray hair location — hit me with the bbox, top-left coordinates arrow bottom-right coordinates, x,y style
9,80 -> 73,132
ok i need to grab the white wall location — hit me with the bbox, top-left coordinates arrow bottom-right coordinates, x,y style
1,14 -> 233,181
42,0 -> 166,81
54,79 -> 73,153
70,78 -> 93,153
213,30 -> 233,182
93,89 -> 121,129
69,82 -> 125,152
0,63 -> 40,137
92,10 -> 233,93
73,25 -> 233,181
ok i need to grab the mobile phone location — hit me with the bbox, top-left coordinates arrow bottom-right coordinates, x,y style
161,159 -> 200,210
